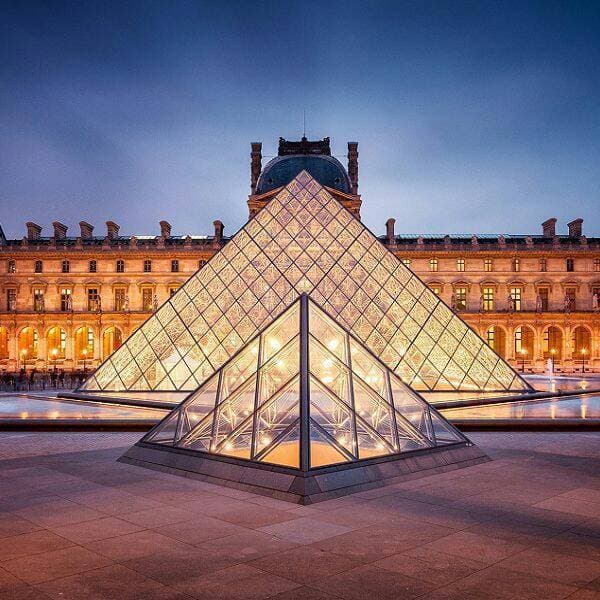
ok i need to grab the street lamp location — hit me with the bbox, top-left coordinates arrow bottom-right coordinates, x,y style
581,348 -> 587,374
550,348 -> 556,371
520,348 -> 527,373
50,348 -> 58,372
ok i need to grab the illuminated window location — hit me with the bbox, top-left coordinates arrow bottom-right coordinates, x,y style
33,288 -> 44,311
75,327 -> 94,360
401,258 -> 411,269
142,288 -> 154,311
18,327 -> 38,360
87,288 -> 100,311
566,258 -> 574,272
7,260 -> 16,273
594,258 -> 600,272
482,287 -> 494,311
89,260 -> 97,273
486,327 -> 495,349
429,258 -> 438,272
455,287 -> 467,310
456,258 -> 465,272
143,260 -> 152,272
510,287 -> 522,311
47,327 -> 66,359
34,260 -> 43,273
0,327 -> 8,359
539,258 -> 547,272
60,288 -> 72,312
103,327 -> 123,358
114,288 -> 126,311
171,259 -> 179,273
571,327 -> 591,360
543,326 -> 562,359
511,258 -> 520,272
484,259 -> 493,272
429,285 -> 441,296
514,326 -> 534,356
6,289 -> 17,311
62,260 -> 70,273
116,259 -> 125,273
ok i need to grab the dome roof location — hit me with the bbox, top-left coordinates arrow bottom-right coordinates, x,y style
256,154 -> 352,195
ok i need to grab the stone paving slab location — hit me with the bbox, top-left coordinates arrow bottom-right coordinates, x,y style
0,431 -> 598,599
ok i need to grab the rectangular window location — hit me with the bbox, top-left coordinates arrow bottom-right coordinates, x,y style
486,327 -> 495,349
62,260 -> 70,273
429,258 -> 438,272
114,289 -> 126,311
455,287 -> 467,311
6,289 -> 17,311
116,259 -> 125,273
401,258 -> 411,269
429,285 -> 441,296
7,260 -> 16,273
60,288 -> 72,312
484,259 -> 493,272
594,258 -> 600,272
539,258 -> 547,272
566,258 -> 574,272
456,258 -> 465,272
538,288 -> 549,311
89,260 -> 97,273
510,287 -> 522,311
87,288 -> 99,311
171,259 -> 179,273
512,258 -> 520,272
35,260 -> 43,273
143,260 -> 152,272
482,287 -> 494,311
142,288 -> 153,311
33,289 -> 44,311
566,288 -> 576,311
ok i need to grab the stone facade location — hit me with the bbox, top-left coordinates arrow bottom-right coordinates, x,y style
1,139 -> 598,373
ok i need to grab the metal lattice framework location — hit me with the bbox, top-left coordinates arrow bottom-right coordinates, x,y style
81,171 -> 530,395
142,295 -> 467,470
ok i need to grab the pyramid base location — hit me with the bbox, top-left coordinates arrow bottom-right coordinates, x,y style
118,441 -> 489,504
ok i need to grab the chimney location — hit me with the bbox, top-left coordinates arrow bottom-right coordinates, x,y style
159,220 -> 172,238
26,222 -> 42,240
542,218 -> 557,238
79,221 -> 94,239
567,218 -> 583,238
385,218 -> 395,244
250,142 -> 262,194
347,142 -> 359,194
213,220 -> 224,243
52,221 -> 68,240
106,221 -> 120,239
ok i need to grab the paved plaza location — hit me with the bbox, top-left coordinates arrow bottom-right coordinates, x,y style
0,431 -> 599,599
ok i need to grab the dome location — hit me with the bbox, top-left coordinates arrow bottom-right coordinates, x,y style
256,154 -> 352,195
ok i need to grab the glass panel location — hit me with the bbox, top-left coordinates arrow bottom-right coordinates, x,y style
355,418 -> 393,460
214,376 -> 256,445
177,373 -> 220,440
310,377 -> 355,456
255,377 -> 300,455
308,302 -> 347,363
260,303 -> 299,365
258,337 -> 300,404
349,340 -> 387,399
389,373 -> 432,441
309,420 -> 351,468
430,411 -> 465,444
309,338 -> 351,405
352,378 -> 396,448
217,418 -> 254,460
259,420 -> 300,468
220,339 -> 259,400
144,411 -> 179,446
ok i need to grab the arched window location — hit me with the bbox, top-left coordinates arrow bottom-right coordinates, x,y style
47,327 -> 67,359
74,327 -> 94,361
102,327 -> 123,358
543,326 -> 563,360
486,326 -> 506,358
514,325 -> 534,358
571,326 -> 591,360
0,327 -> 8,359
18,327 -> 38,361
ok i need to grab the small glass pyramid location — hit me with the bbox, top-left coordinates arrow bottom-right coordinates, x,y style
142,295 -> 466,470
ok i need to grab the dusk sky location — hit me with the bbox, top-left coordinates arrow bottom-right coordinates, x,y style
2,0 -> 599,240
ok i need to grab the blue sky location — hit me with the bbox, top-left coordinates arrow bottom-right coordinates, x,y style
1,0 -> 599,239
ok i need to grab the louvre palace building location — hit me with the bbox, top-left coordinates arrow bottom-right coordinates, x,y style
1,136 -> 599,375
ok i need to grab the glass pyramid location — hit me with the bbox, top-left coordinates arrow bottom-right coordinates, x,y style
141,295 -> 467,470
80,170 -> 530,395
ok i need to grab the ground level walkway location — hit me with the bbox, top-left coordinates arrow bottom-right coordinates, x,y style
0,431 -> 599,599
